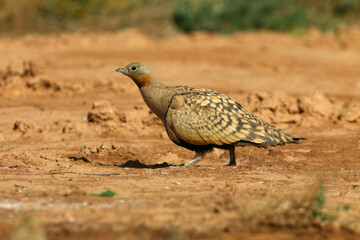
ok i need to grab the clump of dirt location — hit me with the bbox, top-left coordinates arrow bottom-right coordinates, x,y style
339,103 -> 360,124
245,91 -> 301,124
0,150 -> 44,168
77,142 -> 140,166
40,120 -> 77,134
13,119 -> 79,136
10,118 -> 88,144
0,62 -> 94,94
75,142 -> 174,167
13,119 -> 37,134
0,61 -> 64,93
25,78 -> 61,91
0,61 -> 38,87
244,91 -> 358,127
299,92 -> 333,118
87,101 -> 126,123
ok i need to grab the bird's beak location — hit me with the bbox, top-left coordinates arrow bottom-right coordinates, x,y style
115,67 -> 127,75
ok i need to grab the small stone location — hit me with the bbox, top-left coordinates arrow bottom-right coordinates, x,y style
13,120 -> 36,134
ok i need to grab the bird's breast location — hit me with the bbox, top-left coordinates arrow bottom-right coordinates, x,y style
140,84 -> 176,122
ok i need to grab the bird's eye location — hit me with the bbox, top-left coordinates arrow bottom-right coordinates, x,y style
131,66 -> 137,71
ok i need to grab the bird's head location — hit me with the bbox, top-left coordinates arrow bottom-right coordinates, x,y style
116,62 -> 155,88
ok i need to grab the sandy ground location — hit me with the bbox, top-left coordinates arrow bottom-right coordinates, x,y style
0,28 -> 360,239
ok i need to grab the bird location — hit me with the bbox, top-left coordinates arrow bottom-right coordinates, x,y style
116,62 -> 305,167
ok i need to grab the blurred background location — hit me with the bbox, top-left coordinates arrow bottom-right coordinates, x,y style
0,0 -> 359,36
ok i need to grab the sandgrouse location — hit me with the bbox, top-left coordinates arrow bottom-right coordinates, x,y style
116,62 -> 305,167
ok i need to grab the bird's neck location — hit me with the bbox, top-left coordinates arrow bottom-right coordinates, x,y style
132,73 -> 154,88
139,81 -> 174,122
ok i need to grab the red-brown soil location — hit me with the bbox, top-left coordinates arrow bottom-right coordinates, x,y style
0,28 -> 360,239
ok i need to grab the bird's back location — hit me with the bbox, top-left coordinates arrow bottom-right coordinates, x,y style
165,86 -> 304,149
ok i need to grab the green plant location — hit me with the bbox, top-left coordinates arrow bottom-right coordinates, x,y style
173,0 -> 310,33
173,0 -> 359,34
312,181 -> 350,221
86,189 -> 117,197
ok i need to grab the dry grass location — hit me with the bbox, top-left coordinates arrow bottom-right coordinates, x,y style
215,181 -> 360,233
0,0 -> 177,36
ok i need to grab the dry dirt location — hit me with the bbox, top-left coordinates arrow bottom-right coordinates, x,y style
0,28 -> 360,240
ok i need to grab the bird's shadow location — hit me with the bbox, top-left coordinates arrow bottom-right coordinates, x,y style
115,160 -> 172,169
68,156 -> 172,169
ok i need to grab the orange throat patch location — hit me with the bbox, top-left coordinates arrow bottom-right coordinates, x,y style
133,74 -> 153,87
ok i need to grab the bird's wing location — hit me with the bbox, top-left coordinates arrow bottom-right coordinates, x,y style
165,89 -> 295,147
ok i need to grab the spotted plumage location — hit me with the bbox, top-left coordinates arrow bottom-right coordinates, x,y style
116,62 -> 306,167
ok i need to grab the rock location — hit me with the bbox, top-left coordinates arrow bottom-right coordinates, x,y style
13,120 -> 36,134
298,92 -> 333,119
80,145 -> 97,155
341,103 -> 360,123
245,91 -> 300,124
87,101 -> 126,123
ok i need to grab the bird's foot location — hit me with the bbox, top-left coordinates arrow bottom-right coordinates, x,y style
226,162 -> 236,166
169,165 -> 186,168
169,152 -> 204,168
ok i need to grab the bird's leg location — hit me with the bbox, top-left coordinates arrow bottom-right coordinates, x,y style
227,145 -> 236,166
170,151 -> 205,168
184,151 -> 205,166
